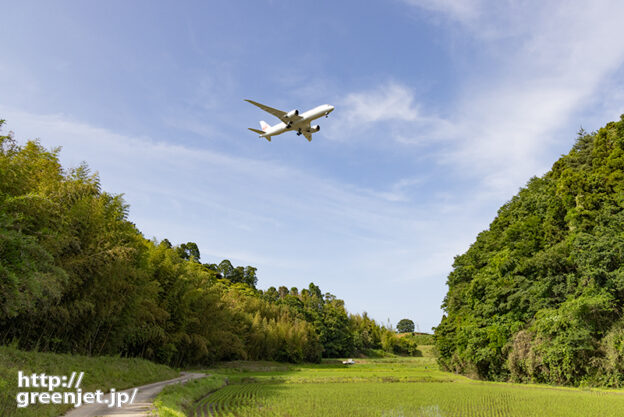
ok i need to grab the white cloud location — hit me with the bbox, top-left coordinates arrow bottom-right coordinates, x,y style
355,1 -> 624,198
328,82 -> 454,144
372,177 -> 425,202
401,0 -> 570,43
342,82 -> 422,123
401,0 -> 483,24
454,2 -> 624,194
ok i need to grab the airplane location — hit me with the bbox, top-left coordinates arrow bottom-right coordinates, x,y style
245,99 -> 335,142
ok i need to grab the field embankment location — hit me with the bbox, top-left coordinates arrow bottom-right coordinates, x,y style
0,345 -> 178,417
154,374 -> 227,417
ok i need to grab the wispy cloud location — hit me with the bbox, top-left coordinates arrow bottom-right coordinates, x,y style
401,0 -> 552,41
372,177 -> 425,203
453,2 -> 624,194
342,82 -> 422,123
347,1 -> 624,198
401,0 -> 483,25
328,82 -> 454,144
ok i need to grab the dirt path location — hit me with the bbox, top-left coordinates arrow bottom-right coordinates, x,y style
61,372 -> 206,417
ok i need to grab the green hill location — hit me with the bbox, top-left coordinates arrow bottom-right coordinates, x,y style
435,115 -> 624,387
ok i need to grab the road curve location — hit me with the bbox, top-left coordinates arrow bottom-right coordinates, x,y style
62,372 -> 206,417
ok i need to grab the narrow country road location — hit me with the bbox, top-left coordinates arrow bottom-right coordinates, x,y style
62,372 -> 206,417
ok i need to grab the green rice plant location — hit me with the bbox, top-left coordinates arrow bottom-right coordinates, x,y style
192,357 -> 624,417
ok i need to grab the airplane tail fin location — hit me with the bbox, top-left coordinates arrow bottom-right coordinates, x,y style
248,128 -> 271,142
259,121 -> 270,132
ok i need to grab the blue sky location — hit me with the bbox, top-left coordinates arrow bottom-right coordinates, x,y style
2,1 -> 624,331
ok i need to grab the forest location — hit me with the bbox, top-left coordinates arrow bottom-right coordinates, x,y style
0,119 -> 417,367
435,115 -> 624,387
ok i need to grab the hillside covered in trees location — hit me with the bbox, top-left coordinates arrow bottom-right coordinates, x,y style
435,116 -> 624,387
0,119 -> 416,367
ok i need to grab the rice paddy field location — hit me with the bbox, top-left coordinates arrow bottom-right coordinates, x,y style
179,349 -> 624,417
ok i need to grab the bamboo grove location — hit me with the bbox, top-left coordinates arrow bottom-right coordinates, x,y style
0,120 -> 416,367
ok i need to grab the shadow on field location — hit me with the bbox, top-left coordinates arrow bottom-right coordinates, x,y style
192,373 -> 291,416
192,360 -> 368,416
192,356 -> 452,417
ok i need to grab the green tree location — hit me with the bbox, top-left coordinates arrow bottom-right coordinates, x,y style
0,118 -> 387,367
176,242 -> 200,262
397,319 -> 415,333
435,115 -> 624,386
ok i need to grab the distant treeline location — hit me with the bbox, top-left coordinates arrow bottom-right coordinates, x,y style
436,116 -> 624,387
0,120 -> 415,366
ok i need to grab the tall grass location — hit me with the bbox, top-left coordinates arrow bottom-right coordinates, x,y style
154,375 -> 227,417
0,345 -> 178,417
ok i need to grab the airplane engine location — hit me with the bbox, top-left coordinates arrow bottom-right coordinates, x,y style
310,125 -> 320,132
285,109 -> 299,118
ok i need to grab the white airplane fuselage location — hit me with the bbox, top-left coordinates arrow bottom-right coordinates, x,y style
262,104 -> 334,137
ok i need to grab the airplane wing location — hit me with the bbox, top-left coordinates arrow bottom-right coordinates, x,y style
300,122 -> 313,142
245,99 -> 302,123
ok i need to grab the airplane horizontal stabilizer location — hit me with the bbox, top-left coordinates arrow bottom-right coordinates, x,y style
248,128 -> 264,134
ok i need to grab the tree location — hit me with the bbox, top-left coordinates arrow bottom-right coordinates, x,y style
0,118 -> 400,367
176,242 -> 200,262
397,318 -> 415,333
435,115 -> 624,386
278,286 -> 289,299
243,266 -> 258,288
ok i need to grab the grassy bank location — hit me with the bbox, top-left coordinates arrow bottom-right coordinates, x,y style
0,345 -> 179,417
154,375 -> 227,417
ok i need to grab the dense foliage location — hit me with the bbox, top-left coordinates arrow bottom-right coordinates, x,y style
435,115 -> 624,386
0,120 -> 406,366
397,318 -> 415,333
